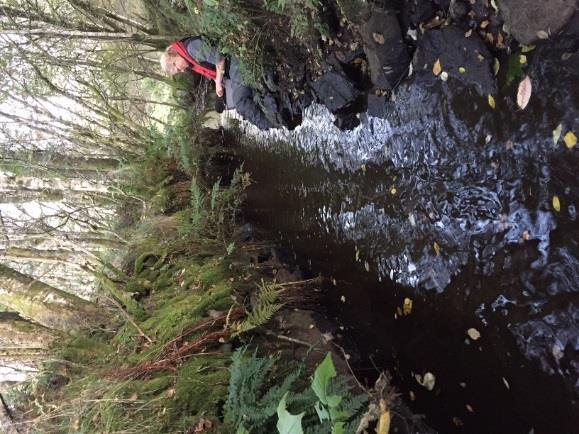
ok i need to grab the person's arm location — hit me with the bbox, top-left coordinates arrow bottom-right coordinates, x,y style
215,58 -> 226,97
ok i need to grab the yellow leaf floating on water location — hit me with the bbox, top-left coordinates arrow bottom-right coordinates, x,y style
467,328 -> 481,340
377,399 -> 391,434
517,75 -> 532,110
488,94 -> 496,109
403,297 -> 413,315
458,66 -> 466,74
552,195 -> 561,212
433,58 -> 442,76
521,44 -> 536,53
553,124 -> 562,145
433,241 -> 441,256
519,54 -> 527,64
564,131 -> 577,148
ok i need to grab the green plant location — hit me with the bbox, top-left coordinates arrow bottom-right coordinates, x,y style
224,349 -> 368,434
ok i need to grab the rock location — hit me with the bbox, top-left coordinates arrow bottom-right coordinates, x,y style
412,26 -> 497,95
498,0 -> 578,44
401,0 -> 437,29
360,9 -> 411,90
311,71 -> 361,112
450,0 -> 470,21
334,112 -> 360,130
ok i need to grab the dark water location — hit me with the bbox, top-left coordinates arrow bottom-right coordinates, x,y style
237,41 -> 578,434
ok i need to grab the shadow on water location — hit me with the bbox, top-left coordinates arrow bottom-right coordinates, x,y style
236,39 -> 578,433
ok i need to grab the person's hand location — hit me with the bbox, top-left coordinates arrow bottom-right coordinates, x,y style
216,81 -> 224,97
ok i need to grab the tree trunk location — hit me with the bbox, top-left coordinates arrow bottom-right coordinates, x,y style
0,264 -> 101,332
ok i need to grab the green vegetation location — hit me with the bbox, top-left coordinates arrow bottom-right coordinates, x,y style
3,1 -> 370,432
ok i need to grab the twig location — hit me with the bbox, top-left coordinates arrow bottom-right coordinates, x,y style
0,392 -> 21,434
331,342 -> 370,394
103,294 -> 153,344
263,329 -> 313,348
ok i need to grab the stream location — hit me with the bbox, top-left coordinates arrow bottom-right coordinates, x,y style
235,38 -> 578,434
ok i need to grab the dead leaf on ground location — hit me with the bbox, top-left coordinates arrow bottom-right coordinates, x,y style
377,399 -> 391,434
373,32 -> 385,45
517,75 -> 532,110
488,94 -> 496,109
433,58 -> 442,76
536,30 -> 549,39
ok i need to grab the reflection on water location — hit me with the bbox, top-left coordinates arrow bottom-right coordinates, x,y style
238,40 -> 578,433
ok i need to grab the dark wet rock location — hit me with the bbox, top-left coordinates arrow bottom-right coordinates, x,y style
499,0 -> 578,44
311,70 -> 360,112
412,26 -> 497,95
401,0 -> 437,29
360,8 -> 411,90
367,92 -> 390,118
450,0 -> 470,21
510,304 -> 578,385
333,112 -> 360,130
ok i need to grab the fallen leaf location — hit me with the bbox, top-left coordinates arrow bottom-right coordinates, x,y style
466,404 -> 474,413
433,241 -> 441,256
433,58 -> 442,76
561,52 -> 572,61
517,75 -> 532,110
422,372 -> 436,391
490,0 -> 499,11
373,32 -> 385,45
467,328 -> 481,340
440,71 -> 449,81
480,20 -> 490,29
502,377 -> 510,389
459,66 -> 466,74
453,417 -> 464,427
340,295 -> 346,303
493,58 -> 500,76
390,186 -> 397,195
71,419 -> 80,431
129,392 -> 138,401
403,297 -> 413,315
553,124 -> 562,145
522,230 -> 530,241
519,54 -> 527,64
377,399 -> 391,434
552,196 -> 561,212
364,261 -> 370,272
564,131 -> 577,148
360,164 -> 367,172
488,94 -> 496,109
536,30 -> 549,39
521,44 -> 536,53
465,29 -> 473,38
409,390 -> 416,401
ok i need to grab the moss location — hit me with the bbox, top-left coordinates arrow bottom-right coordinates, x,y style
60,336 -> 113,365
167,355 -> 230,429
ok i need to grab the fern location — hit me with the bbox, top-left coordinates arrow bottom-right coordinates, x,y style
224,348 -> 303,433
232,279 -> 283,336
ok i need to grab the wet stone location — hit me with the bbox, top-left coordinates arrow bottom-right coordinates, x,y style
360,8 -> 411,89
311,70 -> 360,113
499,0 -> 578,44
412,25 -> 497,95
